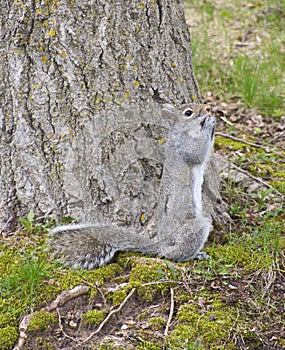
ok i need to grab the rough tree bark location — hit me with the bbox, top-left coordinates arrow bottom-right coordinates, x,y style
0,0 -> 225,233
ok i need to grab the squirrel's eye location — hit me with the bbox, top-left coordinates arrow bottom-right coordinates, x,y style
184,109 -> 193,117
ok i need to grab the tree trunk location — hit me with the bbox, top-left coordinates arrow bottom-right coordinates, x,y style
0,0 -> 225,233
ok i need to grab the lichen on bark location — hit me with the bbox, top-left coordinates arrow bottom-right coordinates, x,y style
0,0 -> 226,232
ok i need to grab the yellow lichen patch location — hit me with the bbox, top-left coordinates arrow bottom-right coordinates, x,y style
158,138 -> 166,144
13,49 -> 24,54
122,89 -> 130,101
48,29 -> 56,37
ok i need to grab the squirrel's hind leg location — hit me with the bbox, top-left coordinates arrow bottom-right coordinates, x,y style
160,218 -> 212,263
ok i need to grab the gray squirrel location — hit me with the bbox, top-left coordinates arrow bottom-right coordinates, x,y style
49,103 -> 216,269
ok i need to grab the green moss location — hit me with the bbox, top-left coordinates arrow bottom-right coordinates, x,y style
167,303 -> 237,349
0,326 -> 18,350
0,313 -> 17,328
215,137 -> 248,151
167,325 -> 208,349
27,311 -> 56,332
83,310 -> 105,325
46,263 -> 123,299
278,237 -> 285,251
209,245 -> 268,271
136,341 -> 161,350
149,317 -> 166,331
269,180 -> 285,194
108,289 -> 127,306
137,327 -> 165,348
176,304 -> 199,323
167,291 -> 264,350
0,247 -> 21,276
137,311 -> 150,320
232,148 -> 285,194
128,258 -> 175,302
83,263 -> 123,285
115,251 -> 141,267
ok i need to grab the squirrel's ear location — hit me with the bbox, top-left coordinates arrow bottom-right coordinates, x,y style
161,104 -> 178,125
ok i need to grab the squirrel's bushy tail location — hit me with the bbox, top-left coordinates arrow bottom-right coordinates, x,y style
49,223 -> 159,269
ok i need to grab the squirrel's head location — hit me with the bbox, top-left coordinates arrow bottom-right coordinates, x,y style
161,103 -> 211,124
162,103 -> 216,166
161,103 -> 216,139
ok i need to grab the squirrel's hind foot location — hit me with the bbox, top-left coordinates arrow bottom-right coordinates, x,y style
193,251 -> 210,260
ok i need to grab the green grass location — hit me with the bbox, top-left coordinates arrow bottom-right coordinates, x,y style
187,0 -> 284,115
2,256 -> 51,300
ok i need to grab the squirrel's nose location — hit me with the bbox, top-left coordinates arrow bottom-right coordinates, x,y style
200,115 -> 209,128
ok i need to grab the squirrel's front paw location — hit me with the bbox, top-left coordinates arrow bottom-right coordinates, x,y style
193,251 -> 210,260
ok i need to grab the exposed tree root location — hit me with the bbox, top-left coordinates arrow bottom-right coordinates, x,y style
13,285 -> 90,350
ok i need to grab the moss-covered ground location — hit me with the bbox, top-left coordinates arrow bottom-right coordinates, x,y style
1,0 -> 284,349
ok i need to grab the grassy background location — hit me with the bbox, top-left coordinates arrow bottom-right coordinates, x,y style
186,0 -> 284,115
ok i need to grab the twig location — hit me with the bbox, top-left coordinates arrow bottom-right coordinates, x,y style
141,279 -> 181,287
269,130 -> 285,143
164,288 -> 175,338
231,163 -> 284,197
13,285 -> 90,350
13,314 -> 35,350
43,285 -> 90,312
56,308 -> 79,343
82,287 -> 136,343
216,132 -> 285,158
